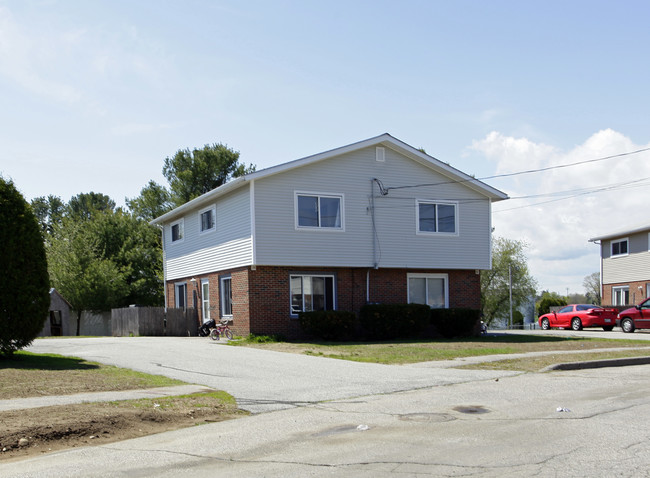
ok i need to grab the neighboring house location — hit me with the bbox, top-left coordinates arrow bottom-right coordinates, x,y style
39,288 -> 72,337
589,221 -> 650,306
151,134 -> 508,338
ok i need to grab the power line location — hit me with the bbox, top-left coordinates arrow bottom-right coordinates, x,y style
384,146 -> 650,192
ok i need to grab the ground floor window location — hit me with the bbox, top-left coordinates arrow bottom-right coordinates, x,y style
220,276 -> 233,318
407,273 -> 448,308
290,274 -> 335,315
175,283 -> 187,309
612,286 -> 629,306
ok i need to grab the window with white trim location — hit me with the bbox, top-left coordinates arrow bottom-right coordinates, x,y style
612,286 -> 629,306
295,192 -> 343,230
199,207 -> 216,233
220,276 -> 232,318
290,274 -> 335,315
175,283 -> 187,309
416,201 -> 457,234
201,279 -> 210,321
407,273 -> 448,308
611,238 -> 628,257
171,219 -> 184,243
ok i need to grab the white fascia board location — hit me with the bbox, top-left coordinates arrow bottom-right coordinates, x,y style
589,220 -> 650,242
150,177 -> 247,226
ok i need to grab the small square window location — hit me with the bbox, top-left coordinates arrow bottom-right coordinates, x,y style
199,207 -> 215,233
611,238 -> 628,257
171,220 -> 184,242
295,193 -> 343,230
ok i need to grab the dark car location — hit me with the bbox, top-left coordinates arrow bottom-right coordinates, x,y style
538,304 -> 618,331
617,297 -> 650,333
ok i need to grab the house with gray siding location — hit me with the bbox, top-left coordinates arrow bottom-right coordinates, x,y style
589,221 -> 650,306
151,134 -> 508,338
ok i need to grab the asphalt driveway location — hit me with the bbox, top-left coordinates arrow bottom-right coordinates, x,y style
26,337 -> 518,413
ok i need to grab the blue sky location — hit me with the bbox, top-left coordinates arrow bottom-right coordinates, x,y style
2,0 -> 650,297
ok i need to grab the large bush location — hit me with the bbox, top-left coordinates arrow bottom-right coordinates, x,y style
359,304 -> 431,340
431,308 -> 481,338
298,310 -> 357,341
0,178 -> 50,356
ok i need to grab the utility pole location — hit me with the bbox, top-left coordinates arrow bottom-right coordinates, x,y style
509,264 -> 513,329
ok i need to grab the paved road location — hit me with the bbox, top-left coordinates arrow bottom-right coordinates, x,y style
3,354 -> 650,477
24,337 -> 519,413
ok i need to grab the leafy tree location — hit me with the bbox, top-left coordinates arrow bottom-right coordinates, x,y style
0,178 -> 50,356
125,180 -> 173,222
47,209 -> 163,335
67,192 -> 116,221
31,194 -> 65,238
536,291 -> 567,316
583,272 -> 601,305
481,236 -> 537,325
162,143 -> 255,205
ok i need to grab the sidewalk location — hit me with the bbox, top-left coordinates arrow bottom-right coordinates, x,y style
0,384 -> 214,412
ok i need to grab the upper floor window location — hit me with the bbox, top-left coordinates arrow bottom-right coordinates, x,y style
199,207 -> 216,233
295,192 -> 344,230
611,238 -> 628,257
416,201 -> 457,235
171,219 -> 184,243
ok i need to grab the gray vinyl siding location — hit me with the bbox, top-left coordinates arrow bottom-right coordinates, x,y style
254,146 -> 492,270
602,231 -> 650,284
165,186 -> 252,280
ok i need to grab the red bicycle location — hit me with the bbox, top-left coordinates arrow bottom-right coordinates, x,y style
209,320 -> 233,341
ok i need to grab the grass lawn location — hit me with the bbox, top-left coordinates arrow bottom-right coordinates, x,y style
233,334 -> 650,369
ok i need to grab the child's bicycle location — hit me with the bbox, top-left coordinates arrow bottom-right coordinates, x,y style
209,320 -> 233,341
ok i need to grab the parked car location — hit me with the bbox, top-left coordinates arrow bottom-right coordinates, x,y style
538,304 -> 618,331
617,297 -> 650,333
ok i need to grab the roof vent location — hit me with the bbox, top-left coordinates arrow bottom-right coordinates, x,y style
376,147 -> 385,162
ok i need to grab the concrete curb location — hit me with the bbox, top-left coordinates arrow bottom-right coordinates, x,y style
0,385 -> 216,412
542,355 -> 650,371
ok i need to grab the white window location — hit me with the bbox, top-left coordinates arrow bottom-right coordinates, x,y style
407,273 -> 448,308
201,279 -> 210,321
220,276 -> 233,318
171,219 -> 184,243
611,238 -> 628,257
295,192 -> 344,230
612,286 -> 629,306
175,283 -> 187,309
199,207 -> 216,233
290,274 -> 335,315
416,201 -> 458,235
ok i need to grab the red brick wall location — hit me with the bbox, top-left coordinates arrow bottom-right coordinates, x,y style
603,281 -> 650,306
167,266 -> 481,339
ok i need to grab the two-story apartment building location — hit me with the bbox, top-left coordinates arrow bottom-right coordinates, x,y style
589,221 -> 650,306
151,134 -> 508,337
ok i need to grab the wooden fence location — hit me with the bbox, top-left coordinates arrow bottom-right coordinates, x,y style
111,307 -> 199,337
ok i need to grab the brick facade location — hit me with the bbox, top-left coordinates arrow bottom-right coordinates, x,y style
167,266 -> 480,339
602,280 -> 650,307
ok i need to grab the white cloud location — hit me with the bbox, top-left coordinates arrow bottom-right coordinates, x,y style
472,129 -> 650,295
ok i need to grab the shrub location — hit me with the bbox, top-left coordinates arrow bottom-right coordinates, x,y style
359,303 -> 431,340
431,308 -> 481,338
0,178 -> 50,356
298,310 -> 357,341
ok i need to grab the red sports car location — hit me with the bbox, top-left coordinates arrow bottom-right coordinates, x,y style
538,304 -> 618,331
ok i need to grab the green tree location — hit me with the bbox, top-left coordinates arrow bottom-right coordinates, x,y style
163,143 -> 255,205
481,236 -> 537,326
47,209 -> 163,335
536,291 -> 567,316
0,178 -> 50,356
67,192 -> 116,221
125,180 -> 173,222
31,194 -> 65,238
583,272 -> 601,305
